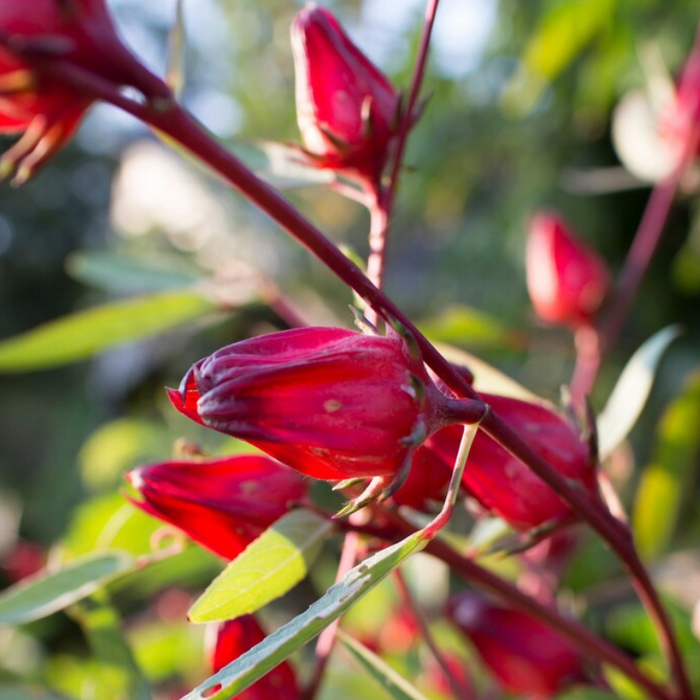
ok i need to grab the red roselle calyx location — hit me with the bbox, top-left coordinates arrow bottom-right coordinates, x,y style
206,615 -> 300,700
0,0 -> 167,181
125,455 -> 307,561
428,393 -> 598,530
168,328 -> 457,497
447,592 -> 589,700
526,212 -> 611,328
291,3 -> 400,184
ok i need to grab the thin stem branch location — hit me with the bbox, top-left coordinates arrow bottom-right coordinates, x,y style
393,569 -> 472,700
384,0 -> 439,206
570,324 -> 603,410
366,0 -> 441,304
365,201 -> 388,326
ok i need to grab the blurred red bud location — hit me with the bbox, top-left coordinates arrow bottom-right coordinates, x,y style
448,592 -> 588,699
526,213 -> 610,328
125,454 -> 307,560
0,0 -> 166,181
206,615 -> 300,700
291,3 -> 399,182
169,327 -> 445,483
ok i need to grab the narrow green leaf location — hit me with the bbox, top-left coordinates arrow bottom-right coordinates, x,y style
421,304 -> 525,350
502,0 -> 616,113
632,369 -> 700,560
0,290 -> 220,372
523,0 -> 616,81
231,140 -> 336,189
188,510 -> 334,623
70,595 -> 152,700
0,551 -> 134,625
66,251 -> 200,294
597,326 -> 681,459
180,529 -> 427,700
338,631 -> 432,700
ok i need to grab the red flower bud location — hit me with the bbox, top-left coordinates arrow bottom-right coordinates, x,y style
448,592 -> 588,699
125,455 -> 307,560
169,327 -> 445,483
425,394 -> 597,530
291,4 -> 399,182
206,615 -> 300,700
0,0 -> 166,181
526,213 -> 610,327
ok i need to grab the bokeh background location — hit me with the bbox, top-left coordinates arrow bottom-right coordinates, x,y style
1,1 -> 700,698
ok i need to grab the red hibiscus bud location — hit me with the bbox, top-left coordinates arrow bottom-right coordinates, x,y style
125,454 -> 307,561
291,4 -> 400,183
526,213 -> 610,328
0,0 -> 166,181
447,592 -> 588,699
169,328 -> 446,485
425,394 -> 597,530
206,615 -> 300,700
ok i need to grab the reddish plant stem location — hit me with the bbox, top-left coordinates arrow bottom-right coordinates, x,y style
366,0 -> 440,312
40,60 -> 691,699
569,325 -> 602,410
365,202 -> 388,326
393,568 -> 472,700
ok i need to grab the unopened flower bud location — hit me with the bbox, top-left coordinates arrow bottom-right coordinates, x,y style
125,455 -> 307,560
206,615 -> 300,700
0,0 -> 166,181
169,327 -> 446,484
447,592 -> 588,699
526,213 -> 610,328
291,4 -> 399,183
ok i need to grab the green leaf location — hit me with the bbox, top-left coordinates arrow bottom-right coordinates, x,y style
0,551 -> 134,625
66,251 -> 200,294
70,595 -> 152,700
180,529 -> 427,700
0,290 -> 220,372
338,631 -> 432,700
420,305 -> 525,350
188,510 -> 334,623
502,0 -> 617,113
632,368 -> 700,560
597,325 -> 681,460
